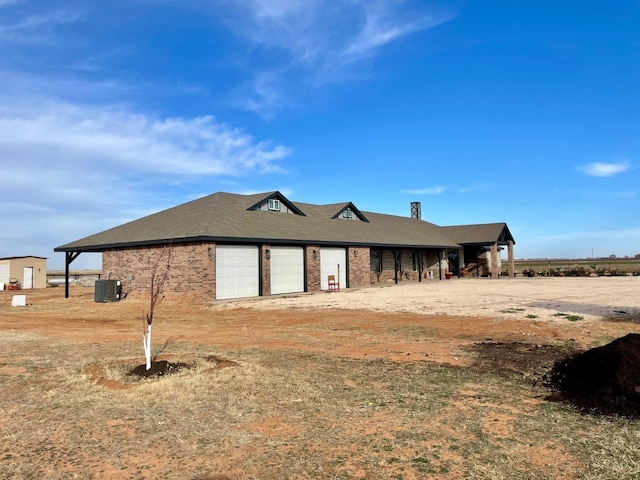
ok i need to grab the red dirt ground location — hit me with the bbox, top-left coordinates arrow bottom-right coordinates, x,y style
2,286 -> 640,479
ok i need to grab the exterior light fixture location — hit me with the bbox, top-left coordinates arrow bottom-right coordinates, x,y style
266,249 -> 271,259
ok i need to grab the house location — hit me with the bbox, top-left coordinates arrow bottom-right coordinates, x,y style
0,256 -> 48,290
54,191 -> 515,300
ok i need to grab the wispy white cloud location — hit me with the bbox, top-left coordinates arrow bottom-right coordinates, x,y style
0,99 -> 292,266
458,182 -> 494,193
0,101 -> 291,177
0,9 -> 84,44
0,0 -> 24,7
223,0 -> 456,116
238,70 -> 289,119
342,3 -> 452,63
401,186 -> 446,195
577,161 -> 631,177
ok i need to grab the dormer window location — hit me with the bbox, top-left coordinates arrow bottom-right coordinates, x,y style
268,199 -> 281,211
342,209 -> 353,219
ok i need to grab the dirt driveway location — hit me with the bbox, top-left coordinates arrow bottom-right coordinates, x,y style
1,277 -> 639,479
3,277 -> 639,366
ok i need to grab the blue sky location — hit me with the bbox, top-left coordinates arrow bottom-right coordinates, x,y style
1,0 -> 638,270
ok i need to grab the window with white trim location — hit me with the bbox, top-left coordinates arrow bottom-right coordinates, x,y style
268,199 -> 281,211
342,208 -> 353,219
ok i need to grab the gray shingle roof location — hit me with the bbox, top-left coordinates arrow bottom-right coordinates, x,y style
440,223 -> 515,245
54,191 -> 492,252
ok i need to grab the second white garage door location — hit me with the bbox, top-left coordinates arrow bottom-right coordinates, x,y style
270,246 -> 304,295
216,245 -> 259,300
320,247 -> 347,290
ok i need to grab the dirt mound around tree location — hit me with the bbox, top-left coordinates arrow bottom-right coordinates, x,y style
129,360 -> 190,378
546,333 -> 640,418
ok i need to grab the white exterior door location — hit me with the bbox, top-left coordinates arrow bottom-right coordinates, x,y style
216,245 -> 259,300
23,267 -> 34,289
320,247 -> 347,290
270,247 -> 304,295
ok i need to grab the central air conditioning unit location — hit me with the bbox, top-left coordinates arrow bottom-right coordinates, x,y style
94,279 -> 122,303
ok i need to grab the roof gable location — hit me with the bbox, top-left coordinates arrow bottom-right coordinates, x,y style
246,191 -> 306,216
330,202 -> 369,223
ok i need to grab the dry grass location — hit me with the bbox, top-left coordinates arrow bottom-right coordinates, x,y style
2,328 -> 640,479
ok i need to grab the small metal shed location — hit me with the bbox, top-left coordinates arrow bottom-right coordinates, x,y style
0,256 -> 48,290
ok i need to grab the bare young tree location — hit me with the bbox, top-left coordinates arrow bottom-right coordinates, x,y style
143,245 -> 172,370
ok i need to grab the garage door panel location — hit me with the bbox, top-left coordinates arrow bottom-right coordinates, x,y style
216,246 -> 259,300
320,248 -> 346,290
271,247 -> 304,295
0,263 -> 9,285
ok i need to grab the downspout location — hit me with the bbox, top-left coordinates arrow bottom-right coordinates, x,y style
303,247 -> 308,293
345,247 -> 350,289
258,246 -> 264,296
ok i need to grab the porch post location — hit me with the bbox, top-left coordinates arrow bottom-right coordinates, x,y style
65,252 -> 70,298
508,240 -> 515,277
490,243 -> 499,278
64,251 -> 81,298
393,249 -> 399,284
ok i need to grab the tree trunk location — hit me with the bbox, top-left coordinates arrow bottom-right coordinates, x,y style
143,323 -> 152,370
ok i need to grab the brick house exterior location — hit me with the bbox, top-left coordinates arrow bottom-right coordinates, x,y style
56,191 -> 515,301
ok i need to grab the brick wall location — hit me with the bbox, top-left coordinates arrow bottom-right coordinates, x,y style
103,242 -> 215,300
347,247 -> 370,287
103,242 -> 455,302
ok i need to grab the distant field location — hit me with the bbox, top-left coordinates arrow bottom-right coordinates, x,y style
511,258 -> 640,276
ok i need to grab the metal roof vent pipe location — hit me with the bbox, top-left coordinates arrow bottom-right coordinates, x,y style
411,202 -> 421,220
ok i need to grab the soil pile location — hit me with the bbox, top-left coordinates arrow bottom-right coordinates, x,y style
129,360 -> 189,378
546,333 -> 640,417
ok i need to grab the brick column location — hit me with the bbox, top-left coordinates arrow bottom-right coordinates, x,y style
490,243 -> 499,278
507,240 -> 515,277
261,244 -> 271,296
306,246 -> 321,292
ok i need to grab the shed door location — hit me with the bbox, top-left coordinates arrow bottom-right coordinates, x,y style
270,247 -> 304,295
0,262 -> 9,286
23,267 -> 34,289
320,248 -> 347,290
216,245 -> 259,300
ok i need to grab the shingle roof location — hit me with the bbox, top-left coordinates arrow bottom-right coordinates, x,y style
0,256 -> 48,260
440,223 -> 515,245
55,191 -> 463,252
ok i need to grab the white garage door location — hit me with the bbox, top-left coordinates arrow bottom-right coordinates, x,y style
320,247 -> 347,290
216,245 -> 259,300
270,247 -> 304,295
0,262 -> 9,285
